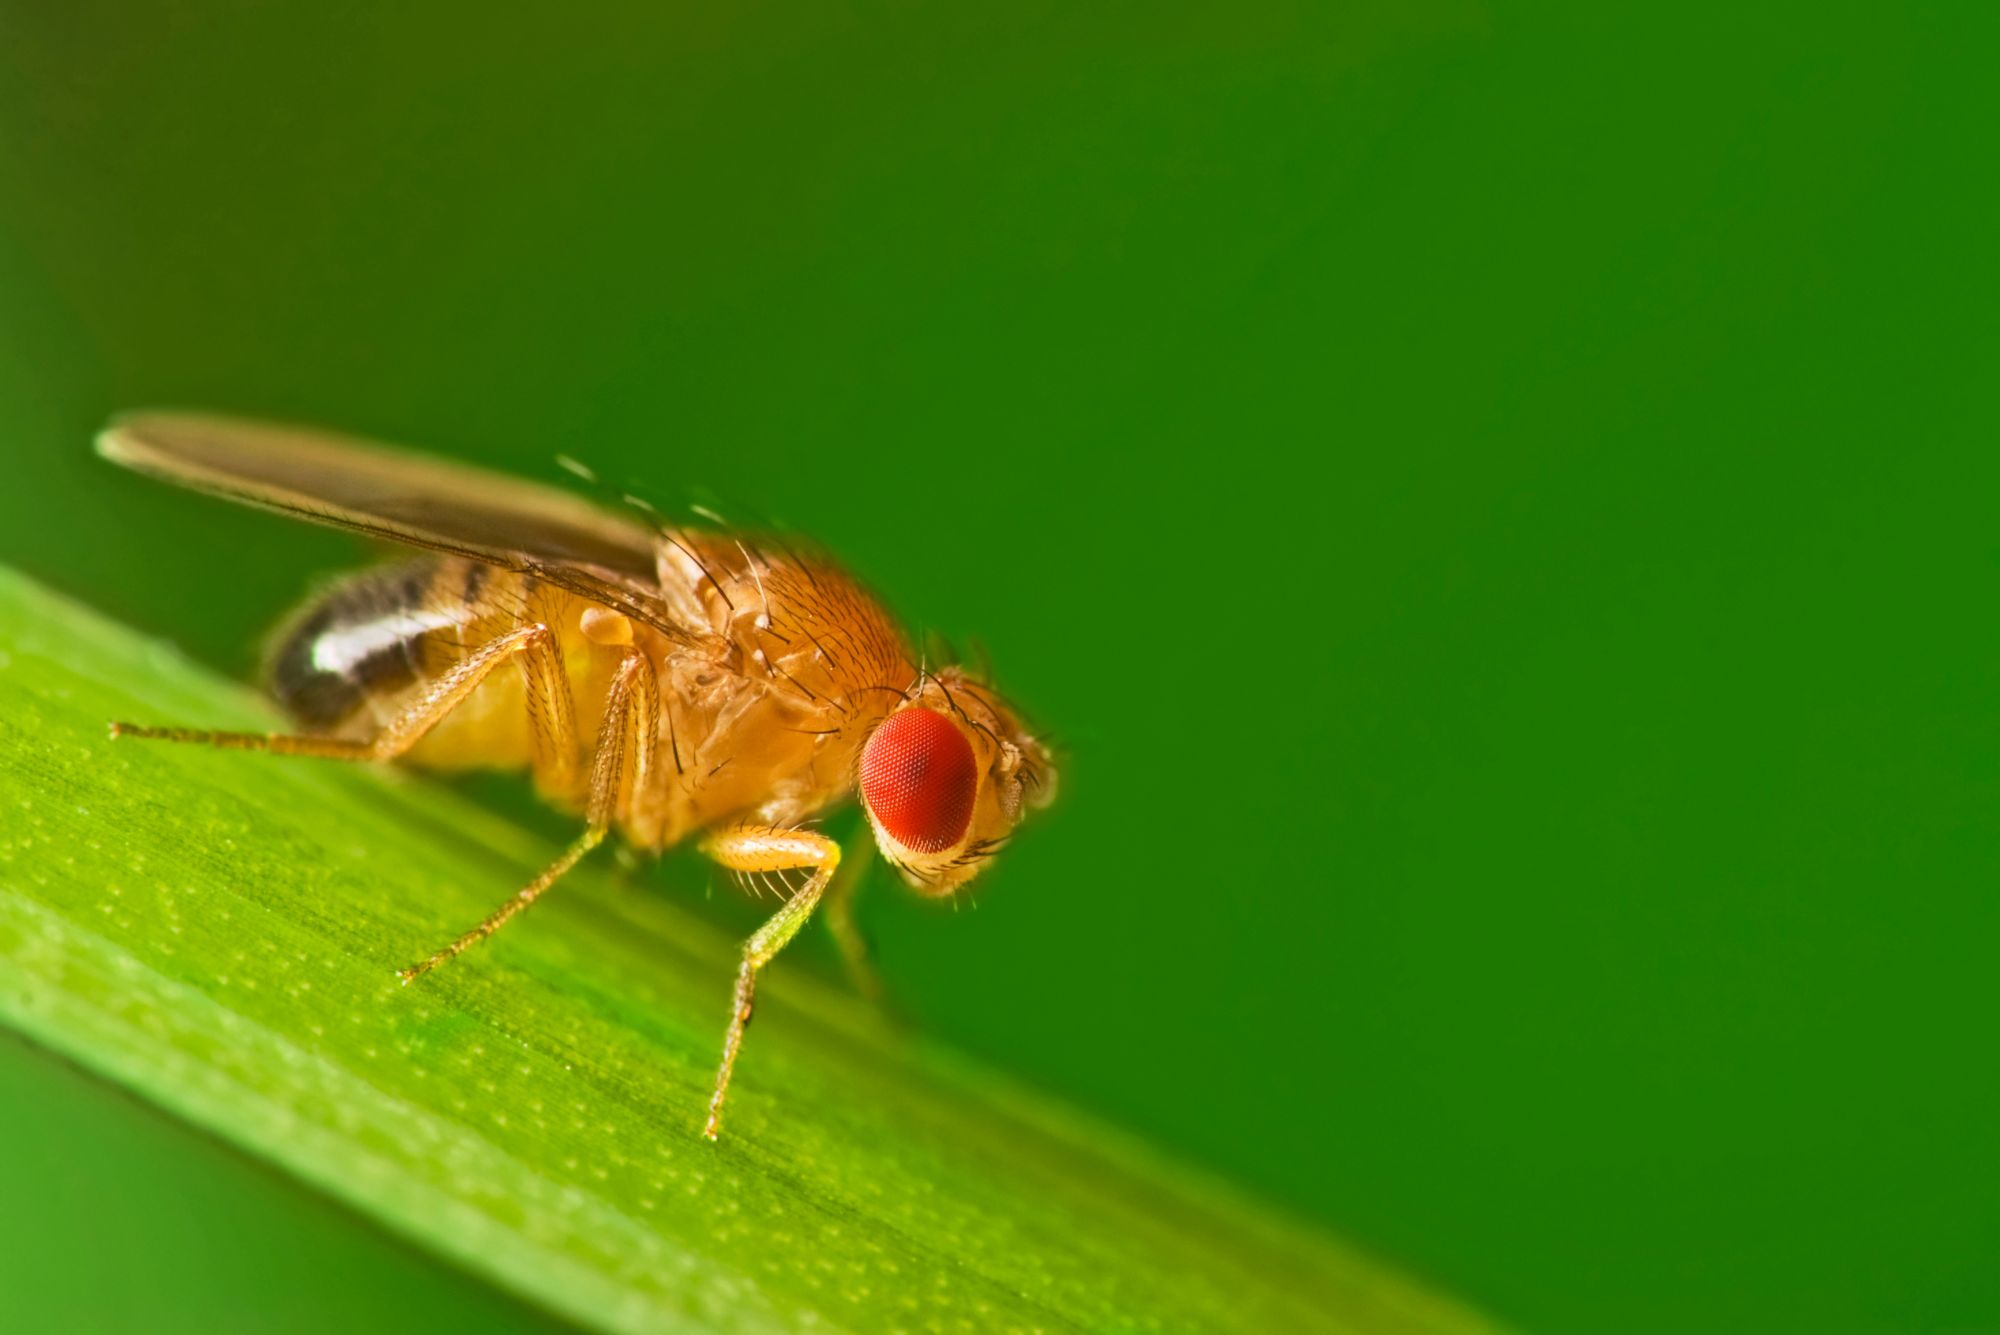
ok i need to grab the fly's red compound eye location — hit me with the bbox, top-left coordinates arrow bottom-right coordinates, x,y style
860,707 -> 978,853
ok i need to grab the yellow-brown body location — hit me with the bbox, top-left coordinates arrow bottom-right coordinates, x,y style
270,542 -> 921,853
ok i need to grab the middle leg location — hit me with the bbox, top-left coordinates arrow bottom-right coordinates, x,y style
398,651 -> 658,982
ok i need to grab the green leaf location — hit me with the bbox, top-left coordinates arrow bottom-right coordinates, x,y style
0,566 -> 1501,1334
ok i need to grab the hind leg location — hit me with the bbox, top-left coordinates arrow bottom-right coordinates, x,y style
112,621 -> 582,797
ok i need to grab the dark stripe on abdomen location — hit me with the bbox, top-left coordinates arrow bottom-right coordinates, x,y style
266,559 -> 448,729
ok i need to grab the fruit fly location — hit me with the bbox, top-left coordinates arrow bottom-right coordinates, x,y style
97,412 -> 1057,1139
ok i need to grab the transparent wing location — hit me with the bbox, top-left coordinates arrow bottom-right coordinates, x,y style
98,411 -> 697,642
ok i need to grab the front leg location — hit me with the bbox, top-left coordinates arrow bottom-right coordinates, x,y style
821,837 -> 883,1003
698,826 -> 841,1141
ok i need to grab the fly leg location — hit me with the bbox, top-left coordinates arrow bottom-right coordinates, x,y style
398,651 -> 656,982
698,827 -> 842,1140
821,838 -> 884,1003
111,622 -> 583,799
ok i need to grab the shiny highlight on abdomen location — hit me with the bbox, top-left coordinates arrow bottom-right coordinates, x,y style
266,558 -> 460,729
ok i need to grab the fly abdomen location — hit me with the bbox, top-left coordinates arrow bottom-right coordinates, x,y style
266,558 -> 473,730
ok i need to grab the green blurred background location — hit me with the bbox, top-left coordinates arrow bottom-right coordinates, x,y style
1,4 -> 1995,1332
